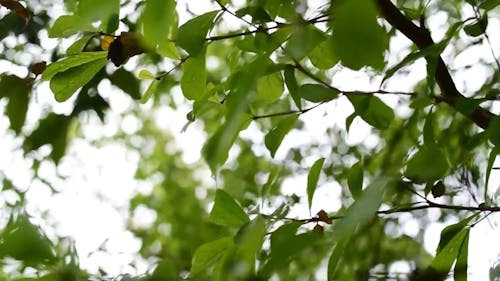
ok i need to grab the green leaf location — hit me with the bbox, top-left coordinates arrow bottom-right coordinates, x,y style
284,65 -> 301,109
479,0 -> 500,10
138,69 -> 156,80
430,228 -> 469,276
109,68 -> 141,100
177,11 -> 218,56
77,0 -> 119,28
330,0 -> 387,70
42,51 -> 107,81
140,79 -> 159,104
487,116 -> 500,148
308,36 -> 339,69
284,25 -> 326,60
140,0 -> 176,49
257,71 -> 284,102
234,216 -> 266,271
485,147 -> 499,199
0,214 -> 55,265
454,228 -> 470,281
331,178 -> 390,240
347,160 -> 363,200
49,58 -> 107,102
66,34 -> 93,55
0,75 -> 30,134
191,237 -> 234,275
327,238 -> 348,280
48,15 -> 91,38
157,40 -> 180,60
264,115 -> 298,158
209,189 -> 250,228
307,158 -> 325,211
181,52 -> 207,100
436,215 -> 476,253
404,145 -> 450,183
348,95 -> 395,129
423,109 -> 436,145
464,16 -> 488,37
298,84 -> 339,103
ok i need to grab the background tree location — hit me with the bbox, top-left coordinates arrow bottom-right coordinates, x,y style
0,0 -> 499,280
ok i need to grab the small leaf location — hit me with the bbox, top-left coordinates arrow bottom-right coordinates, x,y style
0,75 -> 30,134
181,53 -> 207,100
284,25 -> 325,60
404,145 -> 450,183
264,115 -> 298,157
464,17 -> 487,37
191,237 -> 234,275
423,109 -> 436,145
49,58 -> 106,102
283,65 -> 301,109
347,160 -> 363,199
298,84 -> 339,103
107,32 -> 147,67
485,147 -> 499,199
65,35 -> 93,55
312,224 -> 324,235
317,209 -> 332,224
257,71 -> 284,102
141,79 -> 159,104
177,11 -> 219,56
487,116 -> 500,148
138,69 -> 156,80
307,158 -> 325,211
48,15 -> 90,38
209,189 -> 250,228
157,40 -> 180,59
42,51 -> 107,81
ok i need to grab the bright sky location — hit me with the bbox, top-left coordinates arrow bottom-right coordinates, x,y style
0,0 -> 499,279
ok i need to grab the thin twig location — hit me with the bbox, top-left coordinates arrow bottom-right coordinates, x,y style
155,56 -> 189,80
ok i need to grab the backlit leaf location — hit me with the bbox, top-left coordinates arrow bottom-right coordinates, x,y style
264,115 -> 298,158
140,0 -> 176,49
0,75 -> 30,134
141,79 -> 159,104
284,65 -> 301,109
309,36 -> 339,69
48,15 -> 90,38
348,95 -> 394,129
284,25 -> 325,60
209,189 -> 250,228
307,158 -> 325,211
404,145 -> 450,183
181,52 -> 207,100
42,51 -> 107,81
347,160 -> 363,199
191,237 -> 234,275
177,11 -> 218,56
298,84 -> 339,103
257,71 -> 284,102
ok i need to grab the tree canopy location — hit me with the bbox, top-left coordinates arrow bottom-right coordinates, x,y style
0,0 -> 499,280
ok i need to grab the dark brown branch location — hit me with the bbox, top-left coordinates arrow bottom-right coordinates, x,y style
376,0 -> 497,129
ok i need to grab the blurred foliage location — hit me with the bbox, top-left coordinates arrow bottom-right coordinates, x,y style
0,0 -> 499,280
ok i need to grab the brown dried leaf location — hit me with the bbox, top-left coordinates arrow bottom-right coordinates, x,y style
431,181 -> 445,198
312,224 -> 324,235
317,209 -> 332,224
107,32 -> 147,67
0,0 -> 31,24
29,61 -> 46,76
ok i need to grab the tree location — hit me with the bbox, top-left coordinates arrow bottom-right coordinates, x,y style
0,0 -> 499,280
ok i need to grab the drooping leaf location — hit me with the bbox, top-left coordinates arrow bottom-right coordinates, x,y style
66,34 -> 93,55
348,95 -> 395,129
209,189 -> 250,228
330,0 -> 387,70
347,160 -> 363,200
176,11 -> 218,56
234,216 -> 266,270
76,0 -> 119,31
487,116 -> 500,148
479,0 -> 500,11
0,75 -> 31,134
264,115 -> 298,158
404,145 -> 450,183
327,238 -> 348,280
307,158 -> 325,211
140,0 -> 176,49
190,237 -> 234,275
298,84 -> 339,103
284,25 -> 325,60
430,227 -> 469,277
109,68 -> 141,100
49,58 -> 107,102
423,109 -> 436,145
463,17 -> 487,37
436,215 -> 476,253
140,79 -> 159,104
181,52 -> 207,100
257,71 -> 284,102
331,178 -> 391,240
454,228 -> 470,281
283,65 -> 301,109
485,147 -> 499,199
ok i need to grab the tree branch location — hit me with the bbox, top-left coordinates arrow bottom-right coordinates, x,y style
375,0 -> 497,130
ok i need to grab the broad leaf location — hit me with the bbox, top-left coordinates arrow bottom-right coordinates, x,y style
0,75 -> 30,134
48,15 -> 91,38
190,237 -> 234,275
49,58 -> 107,102
309,36 -> 339,69
109,68 -> 141,100
42,51 -> 107,81
234,216 -> 266,271
298,84 -> 339,103
140,0 -> 176,49
264,115 -> 298,157
257,71 -> 284,102
330,0 -> 387,70
181,52 -> 207,100
177,11 -> 218,56
404,145 -> 450,183
430,228 -> 469,276
348,95 -> 395,129
209,189 -> 249,228
76,0 -> 119,32
307,158 -> 325,211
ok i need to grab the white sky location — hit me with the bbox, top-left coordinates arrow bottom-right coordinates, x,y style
0,0 -> 499,279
